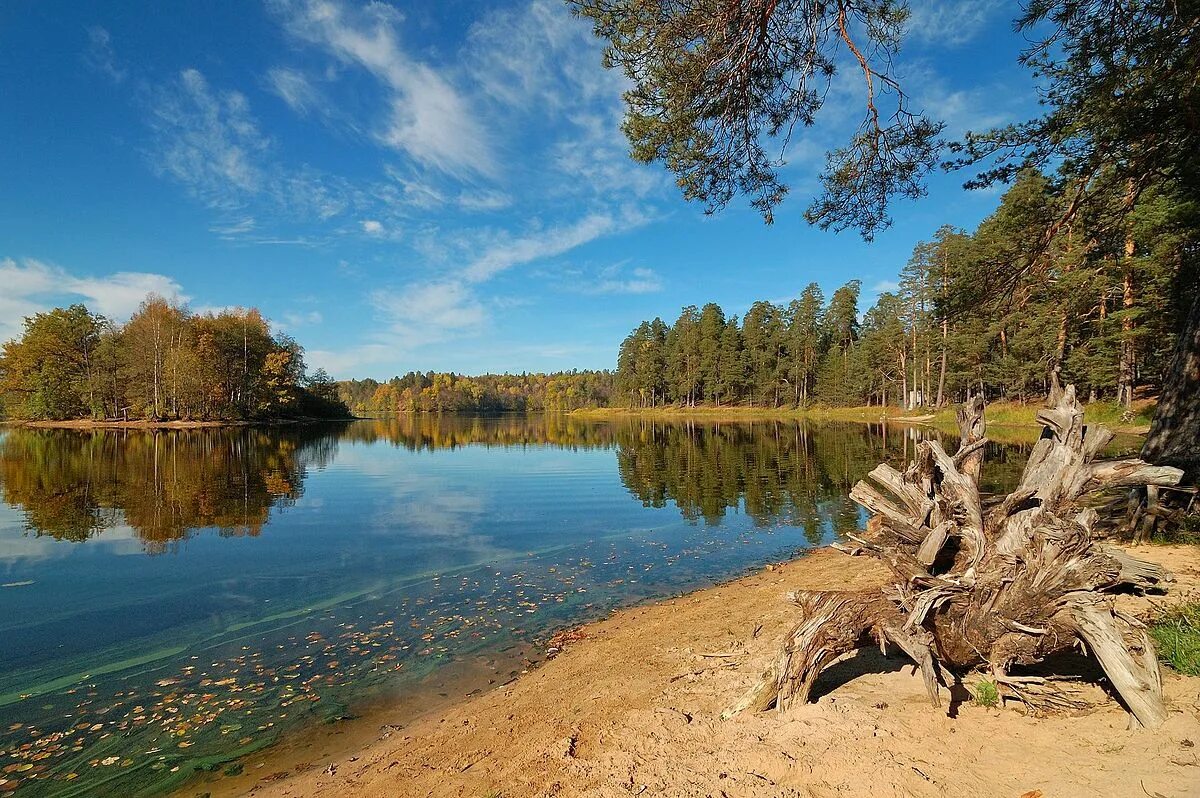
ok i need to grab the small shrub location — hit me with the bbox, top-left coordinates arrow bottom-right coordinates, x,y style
972,678 -> 1000,708
1150,602 -> 1200,676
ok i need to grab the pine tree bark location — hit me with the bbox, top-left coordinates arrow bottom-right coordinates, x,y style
1118,265 -> 1137,409
1141,294 -> 1200,473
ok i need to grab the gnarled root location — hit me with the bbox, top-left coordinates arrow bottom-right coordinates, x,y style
732,386 -> 1181,729
993,675 -> 1094,715
725,589 -> 943,717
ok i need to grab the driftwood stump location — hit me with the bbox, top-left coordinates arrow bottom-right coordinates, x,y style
731,386 -> 1183,728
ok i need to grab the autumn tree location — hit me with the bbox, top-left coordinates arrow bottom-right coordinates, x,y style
0,305 -> 103,420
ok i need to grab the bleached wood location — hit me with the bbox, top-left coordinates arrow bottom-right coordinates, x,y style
734,385 -> 1177,729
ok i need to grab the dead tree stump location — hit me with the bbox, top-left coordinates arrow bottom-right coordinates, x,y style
732,386 -> 1183,728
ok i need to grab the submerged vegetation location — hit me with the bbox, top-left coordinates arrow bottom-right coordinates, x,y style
0,295 -> 350,422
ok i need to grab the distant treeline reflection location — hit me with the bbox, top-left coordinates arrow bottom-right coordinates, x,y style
0,416 -> 1036,549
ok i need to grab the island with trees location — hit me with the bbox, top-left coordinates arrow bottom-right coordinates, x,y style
0,295 -> 350,424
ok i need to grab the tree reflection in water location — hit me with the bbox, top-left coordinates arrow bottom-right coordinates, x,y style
0,417 -> 1041,550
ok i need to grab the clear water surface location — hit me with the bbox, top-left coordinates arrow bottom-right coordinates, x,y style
0,414 -> 1065,796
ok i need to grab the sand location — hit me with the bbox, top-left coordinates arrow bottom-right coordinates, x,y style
220,545 -> 1200,798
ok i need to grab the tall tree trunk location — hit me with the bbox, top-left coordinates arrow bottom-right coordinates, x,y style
1118,265 -> 1137,409
911,321 -> 919,407
1117,190 -> 1138,409
1141,293 -> 1200,473
1048,310 -> 1068,405
152,316 -> 161,420
936,319 -> 948,407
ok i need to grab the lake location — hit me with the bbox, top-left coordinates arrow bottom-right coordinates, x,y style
0,415 -> 1071,796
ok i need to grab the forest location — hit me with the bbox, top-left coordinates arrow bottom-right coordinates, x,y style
615,170 -> 1195,411
337,370 -> 616,413
0,295 -> 349,421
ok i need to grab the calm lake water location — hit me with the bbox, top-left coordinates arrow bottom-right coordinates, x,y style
0,415 -> 1069,796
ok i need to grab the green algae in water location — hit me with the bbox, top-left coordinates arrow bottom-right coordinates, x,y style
0,417 -> 1034,796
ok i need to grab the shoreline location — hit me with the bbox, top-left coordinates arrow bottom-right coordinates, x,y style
569,402 -> 1155,435
0,416 -> 358,430
197,544 -> 1199,798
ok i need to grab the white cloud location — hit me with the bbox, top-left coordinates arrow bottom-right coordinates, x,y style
68,272 -> 187,319
279,309 -> 323,330
361,219 -> 384,235
869,280 -> 900,294
266,67 -> 322,115
146,67 -> 359,230
540,261 -> 664,296
210,216 -> 257,237
147,68 -> 270,210
0,257 -> 186,342
272,0 -> 495,178
464,0 -> 623,110
906,1 -> 1007,47
464,1 -> 659,200
304,343 -> 394,377
463,212 -> 635,283
371,280 -> 486,340
587,265 -> 663,295
305,279 -> 492,377
456,189 -> 512,212
83,26 -> 127,84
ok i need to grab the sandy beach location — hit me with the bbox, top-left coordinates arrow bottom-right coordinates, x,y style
192,544 -> 1200,798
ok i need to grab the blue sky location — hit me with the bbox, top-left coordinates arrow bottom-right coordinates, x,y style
0,1 -> 1038,379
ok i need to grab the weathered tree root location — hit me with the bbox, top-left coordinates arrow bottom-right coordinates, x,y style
730,386 -> 1183,728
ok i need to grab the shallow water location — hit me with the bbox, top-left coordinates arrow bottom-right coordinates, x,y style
0,415 -> 1079,796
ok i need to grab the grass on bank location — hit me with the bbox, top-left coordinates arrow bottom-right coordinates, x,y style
573,398 -> 1157,431
970,678 -> 1001,708
1150,603 -> 1200,676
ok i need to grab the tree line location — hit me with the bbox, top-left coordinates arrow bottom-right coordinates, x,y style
0,295 -> 350,421
337,370 -> 616,413
616,170 -> 1195,411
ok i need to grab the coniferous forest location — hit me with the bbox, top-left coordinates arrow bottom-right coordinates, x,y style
4,171 -> 1194,420
615,171 -> 1196,410
0,296 -> 349,421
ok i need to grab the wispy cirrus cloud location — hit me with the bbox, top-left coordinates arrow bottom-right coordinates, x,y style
270,0 -> 495,179
0,257 -> 187,342
279,309 -> 323,330
123,1 -> 669,376
83,26 -> 127,84
586,264 -> 663,295
371,281 -> 486,342
265,66 -> 322,116
463,211 -> 637,283
305,280 -> 489,373
146,67 -> 361,234
906,1 -> 1007,47
537,260 -> 664,296
148,68 -> 269,209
